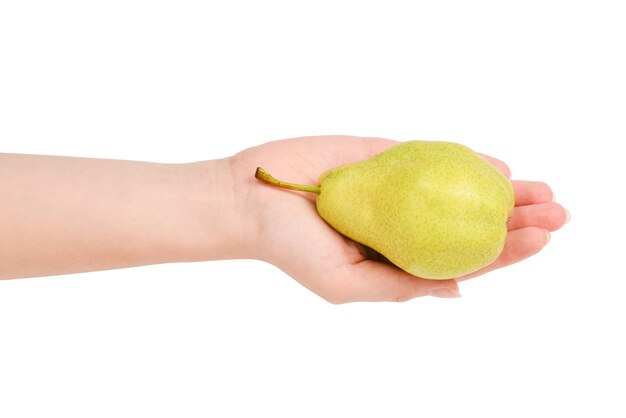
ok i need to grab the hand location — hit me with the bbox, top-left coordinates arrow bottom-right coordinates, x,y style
231,136 -> 569,303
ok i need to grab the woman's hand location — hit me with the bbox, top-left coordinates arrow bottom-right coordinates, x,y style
231,136 -> 569,303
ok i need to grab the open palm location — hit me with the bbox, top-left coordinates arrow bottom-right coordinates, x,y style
232,136 -> 568,303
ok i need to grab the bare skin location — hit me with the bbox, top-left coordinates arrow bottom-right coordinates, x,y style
0,136 -> 569,303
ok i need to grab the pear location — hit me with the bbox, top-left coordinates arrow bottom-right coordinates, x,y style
255,141 -> 515,279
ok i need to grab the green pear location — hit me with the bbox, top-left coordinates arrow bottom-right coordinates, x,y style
255,141 -> 515,279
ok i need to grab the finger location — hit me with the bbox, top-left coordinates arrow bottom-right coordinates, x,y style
479,154 -> 511,178
508,202 -> 569,232
457,226 -> 550,282
512,180 -> 554,206
327,261 -> 460,303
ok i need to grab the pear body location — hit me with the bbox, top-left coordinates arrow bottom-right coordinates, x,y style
316,141 -> 514,280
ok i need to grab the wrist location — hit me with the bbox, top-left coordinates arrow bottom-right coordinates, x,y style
175,157 -> 260,262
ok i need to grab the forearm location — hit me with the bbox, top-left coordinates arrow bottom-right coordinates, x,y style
0,153 -> 246,279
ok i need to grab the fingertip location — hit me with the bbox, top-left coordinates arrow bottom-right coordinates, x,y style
395,279 -> 460,302
430,287 -> 462,299
551,203 -> 570,231
533,226 -> 552,247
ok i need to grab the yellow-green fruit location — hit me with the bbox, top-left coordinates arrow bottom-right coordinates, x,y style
256,141 -> 515,280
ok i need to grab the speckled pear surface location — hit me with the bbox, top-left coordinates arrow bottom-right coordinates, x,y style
316,141 -> 514,279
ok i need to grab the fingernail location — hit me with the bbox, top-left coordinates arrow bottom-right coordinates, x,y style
565,209 -> 571,224
552,193 -> 557,202
430,288 -> 462,298
545,230 -> 551,244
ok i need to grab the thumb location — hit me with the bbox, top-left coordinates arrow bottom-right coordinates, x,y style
328,260 -> 461,303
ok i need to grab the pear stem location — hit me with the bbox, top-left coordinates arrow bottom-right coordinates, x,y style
255,167 -> 321,194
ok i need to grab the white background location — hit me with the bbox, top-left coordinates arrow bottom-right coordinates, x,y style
1,1 -> 624,417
